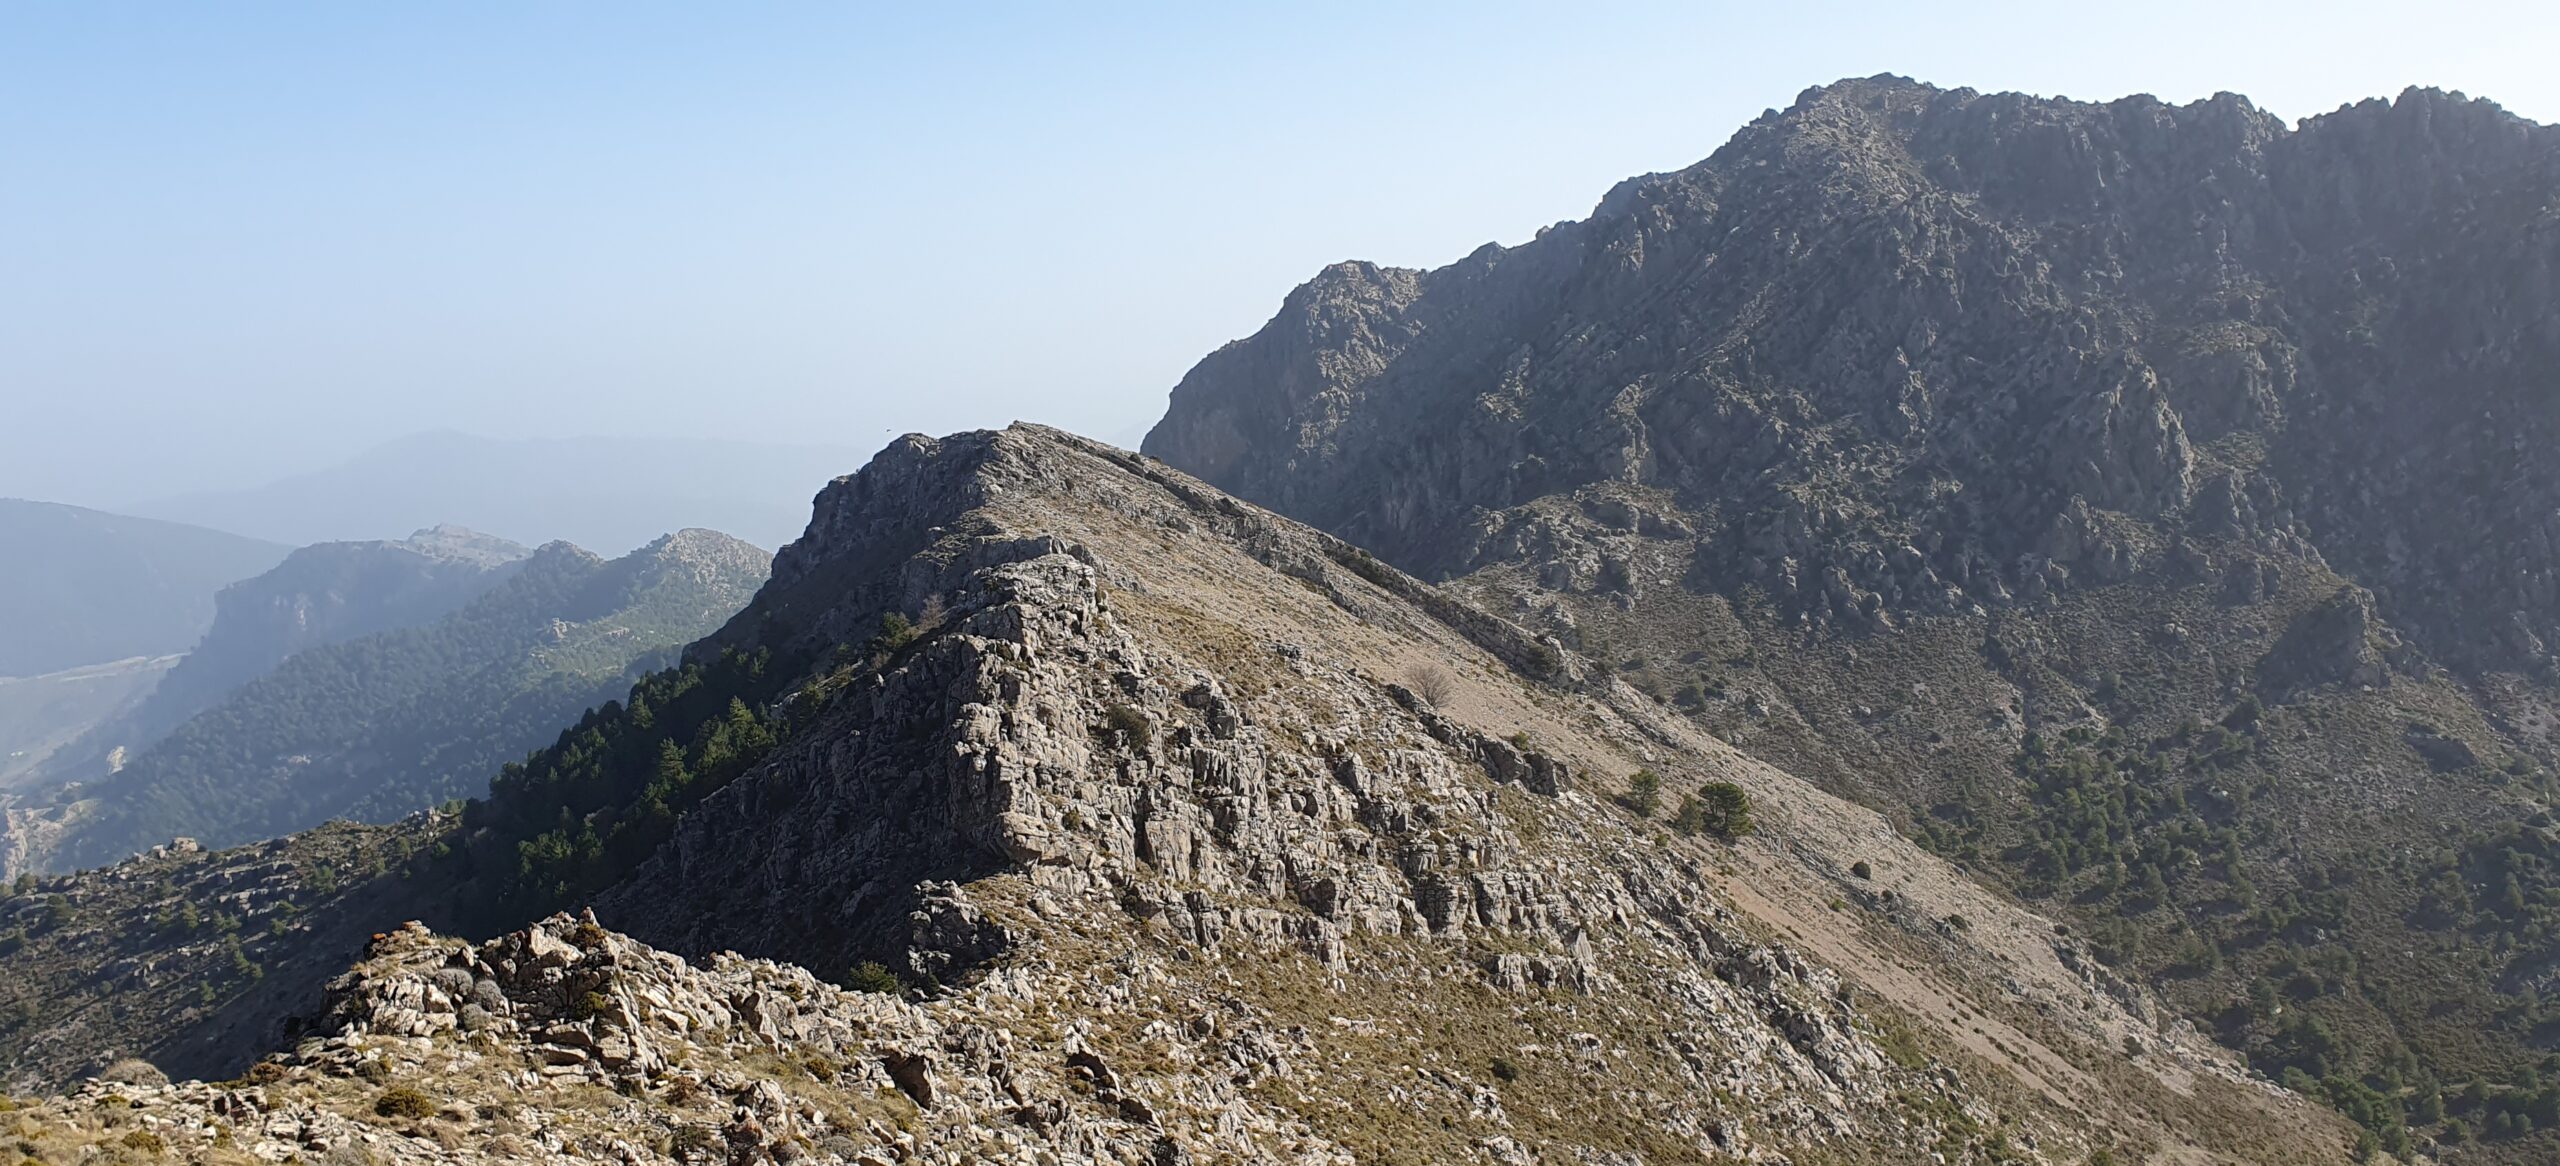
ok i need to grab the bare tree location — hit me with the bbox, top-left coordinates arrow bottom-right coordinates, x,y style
1406,663 -> 1459,707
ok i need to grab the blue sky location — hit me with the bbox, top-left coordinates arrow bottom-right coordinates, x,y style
3,1 -> 2551,507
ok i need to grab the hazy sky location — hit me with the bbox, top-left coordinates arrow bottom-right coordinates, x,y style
4,1 -> 2552,508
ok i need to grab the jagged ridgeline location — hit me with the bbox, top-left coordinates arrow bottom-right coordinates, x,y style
3,425 -> 2361,1162
1147,77 -> 2560,1158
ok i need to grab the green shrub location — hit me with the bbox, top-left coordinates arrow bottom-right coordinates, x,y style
845,961 -> 903,995
1850,860 -> 1873,879
1489,1056 -> 1520,1082
1693,780 -> 1755,838
120,1129 -> 164,1153
870,613 -> 920,656
373,1085 -> 436,1119
1624,769 -> 1663,818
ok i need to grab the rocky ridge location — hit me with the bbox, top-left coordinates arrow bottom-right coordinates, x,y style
5,424 -> 2353,1162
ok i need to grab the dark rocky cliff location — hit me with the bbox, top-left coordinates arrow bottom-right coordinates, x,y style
1148,76 -> 2560,671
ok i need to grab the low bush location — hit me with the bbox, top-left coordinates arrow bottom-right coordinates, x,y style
845,962 -> 903,995
1623,769 -> 1663,818
373,1086 -> 436,1120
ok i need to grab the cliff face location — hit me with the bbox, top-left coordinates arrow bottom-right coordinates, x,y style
1143,78 -> 2560,1157
3,425 -> 2354,1162
1146,77 -> 2560,670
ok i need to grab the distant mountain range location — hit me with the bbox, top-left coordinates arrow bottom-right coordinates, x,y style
33,525 -> 538,783
0,501 -> 288,679
123,431 -> 864,556
18,528 -> 769,872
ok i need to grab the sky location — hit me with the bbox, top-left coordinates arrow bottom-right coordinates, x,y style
2,0 -> 2553,509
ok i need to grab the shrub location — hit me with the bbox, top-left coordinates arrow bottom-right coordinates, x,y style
1670,794 -> 1705,836
243,1061 -> 287,1085
120,1129 -> 164,1153
1101,704 -> 1152,746
571,991 -> 613,1020
870,613 -> 920,656
1850,860 -> 1873,880
1694,781 -> 1755,838
1489,1056 -> 1520,1082
1405,664 -> 1458,707
1624,769 -> 1663,818
846,962 -> 903,995
373,1085 -> 436,1119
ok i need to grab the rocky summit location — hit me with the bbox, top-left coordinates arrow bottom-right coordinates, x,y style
1147,77 -> 2560,1159
2,424 -> 2356,1163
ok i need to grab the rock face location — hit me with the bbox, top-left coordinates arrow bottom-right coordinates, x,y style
1142,77 -> 2560,1159
1147,76 -> 2560,670
3,425 -> 2356,1162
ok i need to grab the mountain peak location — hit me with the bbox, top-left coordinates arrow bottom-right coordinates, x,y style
1141,78 -> 2560,1154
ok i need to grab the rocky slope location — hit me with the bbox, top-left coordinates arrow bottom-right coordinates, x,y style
0,500 -> 286,679
1146,77 -> 2560,1159
3,425 -> 2355,1163
14,530 -> 769,874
